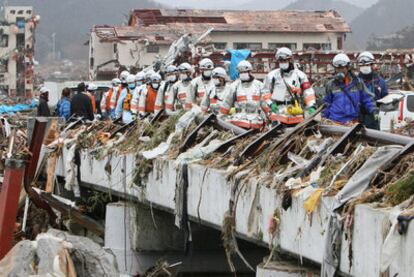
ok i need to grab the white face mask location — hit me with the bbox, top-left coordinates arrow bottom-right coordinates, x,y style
360,65 -> 372,75
240,72 -> 250,81
152,83 -> 159,89
280,62 -> 290,70
180,73 -> 189,81
167,75 -> 177,82
213,78 -> 221,86
203,70 -> 212,78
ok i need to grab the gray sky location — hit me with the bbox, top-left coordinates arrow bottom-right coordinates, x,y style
155,0 -> 379,9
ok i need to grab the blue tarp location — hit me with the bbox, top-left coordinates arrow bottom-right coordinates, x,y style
226,49 -> 251,81
0,99 -> 37,114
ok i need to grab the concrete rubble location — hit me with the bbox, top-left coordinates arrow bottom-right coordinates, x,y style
0,229 -> 119,277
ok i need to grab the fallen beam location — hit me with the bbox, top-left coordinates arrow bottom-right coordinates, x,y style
37,190 -> 104,237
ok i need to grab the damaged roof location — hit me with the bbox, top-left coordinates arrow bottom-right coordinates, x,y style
93,25 -> 179,44
128,9 -> 351,34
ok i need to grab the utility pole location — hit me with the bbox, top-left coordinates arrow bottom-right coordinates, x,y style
51,32 -> 56,60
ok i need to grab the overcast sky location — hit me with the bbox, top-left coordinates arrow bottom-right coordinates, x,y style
154,0 -> 379,9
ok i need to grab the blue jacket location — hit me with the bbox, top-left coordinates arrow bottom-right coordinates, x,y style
57,97 -> 71,120
359,72 -> 388,101
323,75 -> 375,124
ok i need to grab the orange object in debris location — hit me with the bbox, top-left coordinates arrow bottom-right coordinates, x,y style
106,89 -> 113,111
145,86 -> 157,113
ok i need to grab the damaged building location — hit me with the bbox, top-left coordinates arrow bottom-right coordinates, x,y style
0,6 -> 38,98
88,9 -> 350,80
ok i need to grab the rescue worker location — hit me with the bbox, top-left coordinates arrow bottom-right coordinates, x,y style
358,51 -> 388,129
138,73 -> 161,118
201,67 -> 231,114
323,53 -> 375,125
110,70 -> 129,118
155,65 -> 179,114
145,69 -> 155,85
115,74 -> 135,123
57,87 -> 71,121
71,82 -> 94,121
86,83 -> 98,114
37,87 -> 51,117
101,78 -> 120,118
263,47 -> 316,126
188,58 -> 215,108
220,60 -> 265,129
172,62 -> 194,111
131,71 -> 146,115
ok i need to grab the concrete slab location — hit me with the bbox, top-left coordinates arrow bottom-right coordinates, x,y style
56,151 -> 414,277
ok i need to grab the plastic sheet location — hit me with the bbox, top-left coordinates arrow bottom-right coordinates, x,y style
0,99 -> 37,114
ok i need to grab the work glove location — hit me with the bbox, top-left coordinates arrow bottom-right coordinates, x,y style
270,103 -> 279,113
308,107 -> 316,115
374,113 -> 380,121
138,113 -> 147,120
229,107 -> 236,115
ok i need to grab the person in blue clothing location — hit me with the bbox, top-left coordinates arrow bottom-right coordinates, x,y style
57,87 -> 71,121
357,51 -> 388,129
323,53 -> 375,125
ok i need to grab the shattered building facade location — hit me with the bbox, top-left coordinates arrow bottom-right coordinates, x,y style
89,9 -> 351,80
0,6 -> 38,98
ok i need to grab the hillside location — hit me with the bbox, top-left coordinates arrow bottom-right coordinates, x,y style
239,0 -> 289,10
285,0 -> 363,22
2,0 -> 163,62
350,0 -> 414,49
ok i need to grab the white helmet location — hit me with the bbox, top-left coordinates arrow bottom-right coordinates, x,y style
237,60 -> 253,72
120,70 -> 129,82
199,58 -> 214,70
111,78 -> 121,87
212,67 -> 227,79
145,69 -> 155,80
276,47 -> 293,60
358,51 -> 375,65
126,74 -> 136,84
332,53 -> 351,68
87,83 -> 97,91
178,62 -> 192,73
166,65 -> 178,74
135,71 -> 146,82
151,73 -> 162,83
40,86 -> 50,94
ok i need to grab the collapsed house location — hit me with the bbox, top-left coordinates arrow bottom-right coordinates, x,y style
89,9 -> 351,80
0,106 -> 411,276
0,6 -> 38,98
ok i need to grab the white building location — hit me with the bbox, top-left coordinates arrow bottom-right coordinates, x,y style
0,6 -> 38,98
89,9 -> 351,80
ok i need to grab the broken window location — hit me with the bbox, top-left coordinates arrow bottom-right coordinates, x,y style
90,57 -> 94,68
213,42 -> 227,50
0,35 -> 8,48
268,43 -> 297,51
113,43 -> 117,54
16,17 -> 26,29
10,10 -> 15,15
337,36 -> 343,50
303,43 -> 332,51
0,59 -> 8,73
147,44 -> 159,53
406,95 -> 414,113
26,10 -> 32,15
233,42 -> 262,51
17,10 -> 23,15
